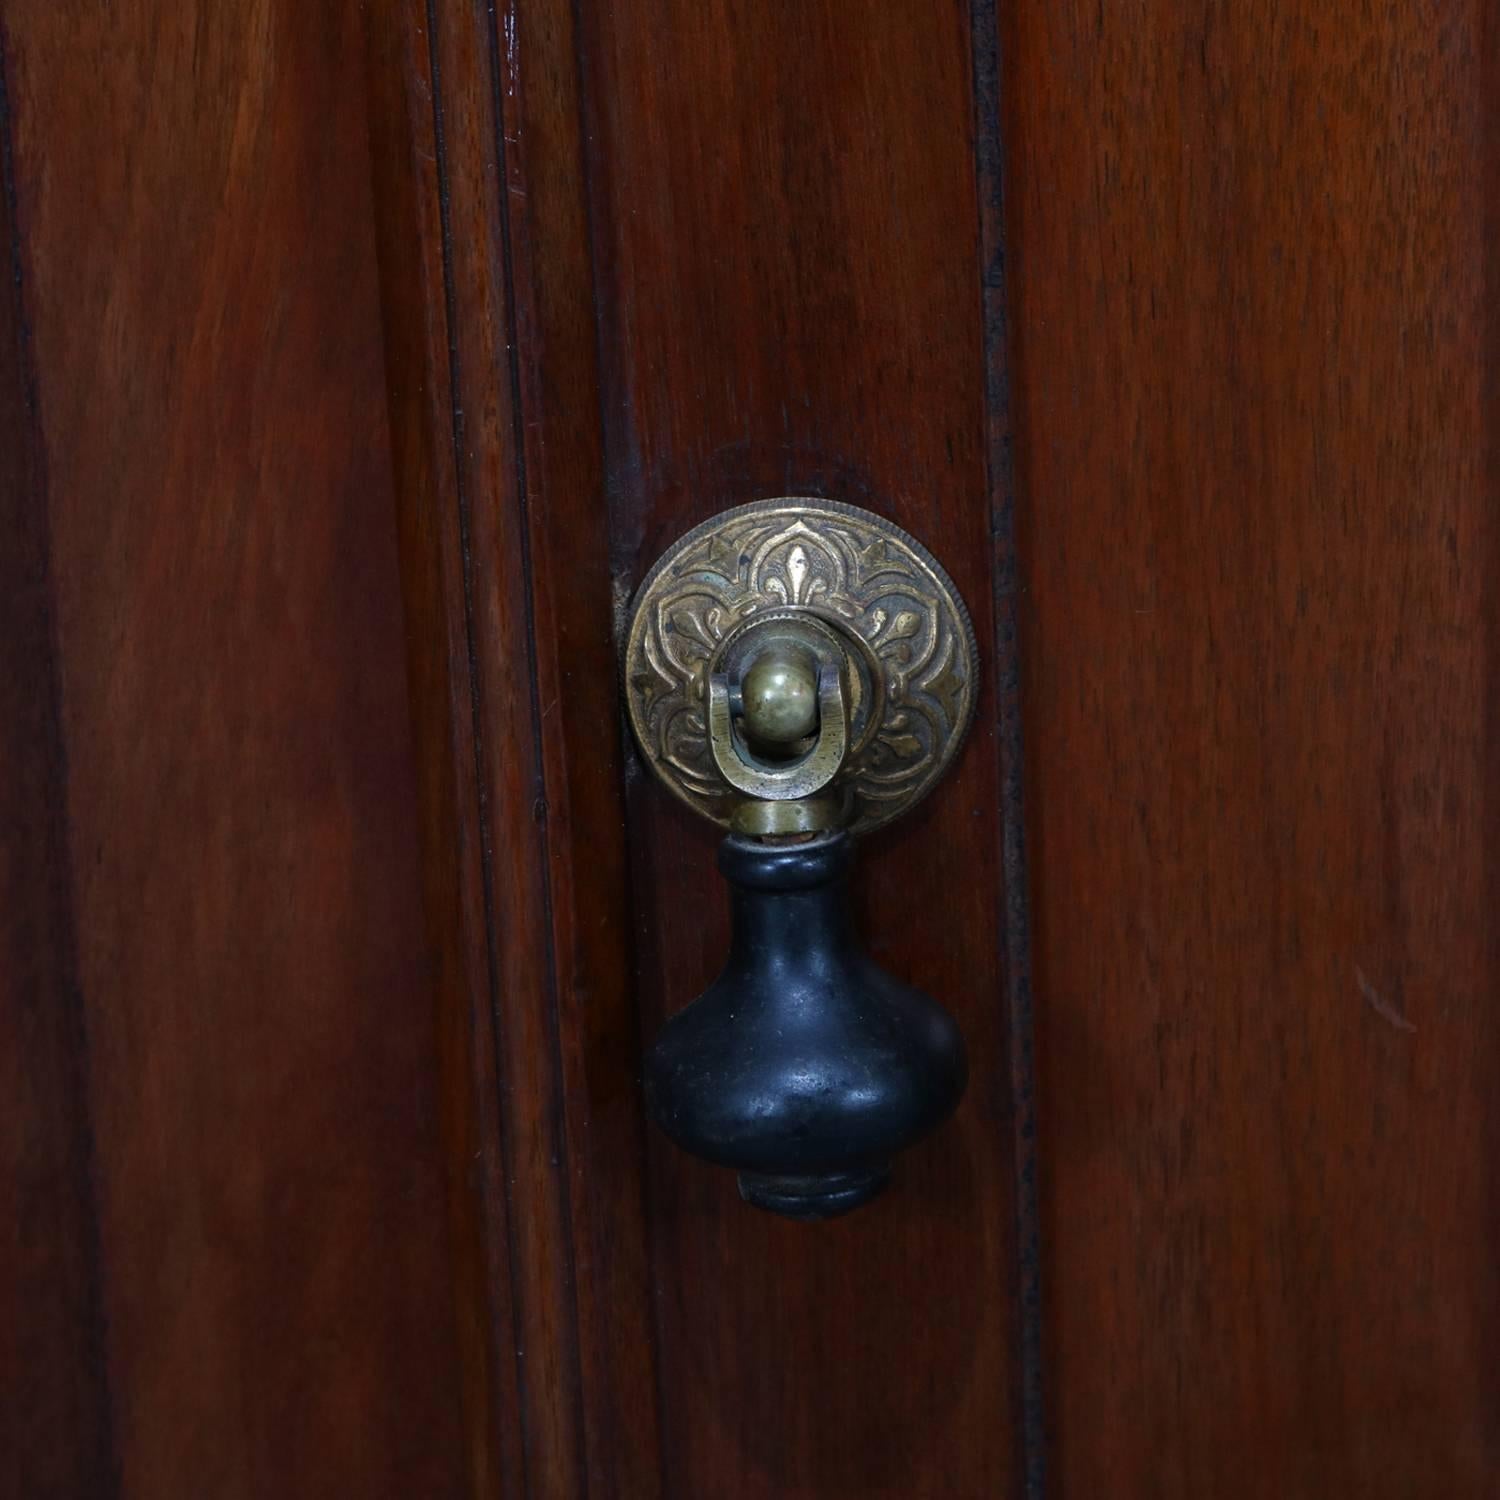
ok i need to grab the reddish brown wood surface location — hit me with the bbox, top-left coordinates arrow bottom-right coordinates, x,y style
2,3 -> 478,1494
9,0 -> 1494,1494
0,27 -> 113,1497
578,2 -> 1026,1495
366,1 -> 665,1494
366,0 -> 1037,1493
1004,1 -> 1499,1492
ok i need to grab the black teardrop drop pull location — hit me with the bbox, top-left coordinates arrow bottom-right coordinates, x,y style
643,831 -> 967,1220
622,499 -> 978,1220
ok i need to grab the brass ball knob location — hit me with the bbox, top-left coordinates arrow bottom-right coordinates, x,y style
739,647 -> 820,749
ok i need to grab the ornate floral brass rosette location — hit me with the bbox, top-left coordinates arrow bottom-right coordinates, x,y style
622,497 -> 978,836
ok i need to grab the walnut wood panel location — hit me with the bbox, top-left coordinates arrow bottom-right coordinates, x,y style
367,1 -> 1039,1494
0,29 -> 113,1497
1004,1 -> 1499,1492
366,0 -> 665,1494
2,3 -> 476,1494
577,1 -> 1027,1495
22,0 -> 1489,1492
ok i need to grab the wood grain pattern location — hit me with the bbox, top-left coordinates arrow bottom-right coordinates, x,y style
577,0 -> 1026,1494
369,1 -> 1037,1492
3,3 -> 476,1493
366,1 -> 666,1494
14,0 -> 1490,1492
1003,0 -> 1500,1492
0,29 -> 114,1497
363,7 -> 531,1494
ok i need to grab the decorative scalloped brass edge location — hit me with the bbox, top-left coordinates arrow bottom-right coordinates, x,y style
622,497 -> 979,836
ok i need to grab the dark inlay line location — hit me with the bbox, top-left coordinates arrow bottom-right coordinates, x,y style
565,0 -> 679,1492
479,1 -> 593,1492
967,1 -> 1048,1495
419,5 -> 540,1492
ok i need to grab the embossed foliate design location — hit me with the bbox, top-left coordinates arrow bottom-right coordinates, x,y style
624,499 -> 977,835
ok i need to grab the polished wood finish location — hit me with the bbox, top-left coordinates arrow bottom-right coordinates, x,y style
2,3 -> 476,1494
1004,0 -> 1499,1492
366,2 -> 664,1493
0,31 -> 113,1496
6,0 -> 1494,1494
367,0 -> 1030,1493
576,2 -> 1027,1493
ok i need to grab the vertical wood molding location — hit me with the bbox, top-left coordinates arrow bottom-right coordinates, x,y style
364,7 -> 531,1494
969,1 -> 1047,1494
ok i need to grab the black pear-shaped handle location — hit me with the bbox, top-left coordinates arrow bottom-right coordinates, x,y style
623,499 -> 978,1219
643,831 -> 967,1220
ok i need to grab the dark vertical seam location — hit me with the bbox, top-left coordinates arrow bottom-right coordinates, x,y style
479,0 -> 592,1492
968,0 -> 1047,1495
0,22 -> 120,1497
1481,4 -> 1500,1480
420,4 -> 535,1493
564,0 -> 676,1495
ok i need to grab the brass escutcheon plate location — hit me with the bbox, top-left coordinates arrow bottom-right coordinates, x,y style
622,497 -> 978,836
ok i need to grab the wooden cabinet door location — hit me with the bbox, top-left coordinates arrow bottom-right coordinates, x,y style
4,1 -> 1492,1496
